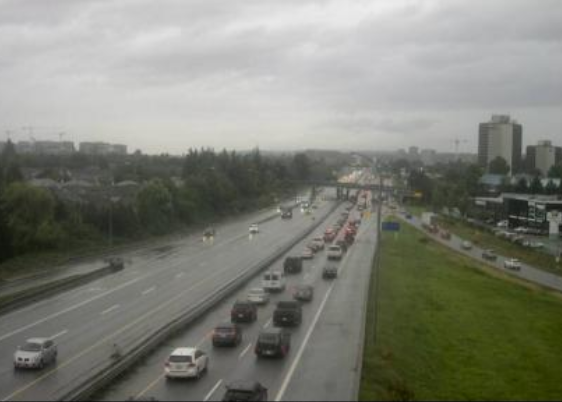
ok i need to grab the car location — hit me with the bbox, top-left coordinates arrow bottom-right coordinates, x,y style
14,338 -> 57,370
461,240 -> 473,250
249,224 -> 259,234
323,265 -> 338,279
301,247 -> 314,260
247,288 -> 270,305
335,240 -> 348,253
281,209 -> 293,219
293,285 -> 314,302
482,249 -> 498,261
203,227 -> 216,238
327,245 -> 343,260
440,231 -> 451,240
255,328 -> 291,358
496,220 -> 508,228
523,240 -> 544,249
222,381 -> 268,402
283,257 -> 303,274
213,323 -> 242,347
273,301 -> 302,327
504,258 -> 522,271
107,257 -> 125,271
262,271 -> 286,292
323,229 -> 336,243
231,301 -> 258,323
165,347 -> 208,379
310,237 -> 325,251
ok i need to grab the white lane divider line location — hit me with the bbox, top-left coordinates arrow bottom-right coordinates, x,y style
275,284 -> 335,402
0,276 -> 142,343
204,379 -> 223,402
175,272 -> 185,279
263,318 -> 272,329
238,342 -> 253,360
141,286 -> 156,296
100,304 -> 120,316
49,330 -> 68,340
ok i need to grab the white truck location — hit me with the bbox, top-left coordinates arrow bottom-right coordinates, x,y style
262,271 -> 286,292
421,212 -> 437,227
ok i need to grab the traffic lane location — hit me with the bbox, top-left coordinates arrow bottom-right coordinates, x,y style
0,201 -> 337,401
0,199 -> 329,344
96,207 -> 348,401
278,215 -> 378,401
403,215 -> 562,293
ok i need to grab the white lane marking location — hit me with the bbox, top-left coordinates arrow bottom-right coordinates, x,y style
263,318 -> 272,329
0,277 -> 142,343
204,379 -> 223,402
275,283 -> 335,402
142,286 -> 156,296
49,330 -> 68,340
175,272 -> 185,279
238,342 -> 253,360
100,304 -> 120,316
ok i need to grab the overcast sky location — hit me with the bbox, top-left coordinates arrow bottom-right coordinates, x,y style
1,0 -> 561,154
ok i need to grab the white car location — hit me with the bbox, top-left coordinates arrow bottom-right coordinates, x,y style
310,237 -> 325,251
504,258 -> 522,271
165,347 -> 208,379
327,245 -> 343,261
249,224 -> 259,234
247,288 -> 270,305
461,240 -> 473,250
14,338 -> 57,370
496,220 -> 508,228
262,271 -> 286,292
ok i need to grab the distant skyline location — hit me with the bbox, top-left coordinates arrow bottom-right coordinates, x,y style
1,0 -> 561,154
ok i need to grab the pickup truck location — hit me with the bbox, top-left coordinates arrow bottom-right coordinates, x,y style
273,301 -> 302,327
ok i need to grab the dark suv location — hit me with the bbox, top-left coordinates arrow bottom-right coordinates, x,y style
273,301 -> 302,327
213,323 -> 242,347
231,301 -> 257,323
222,381 -> 268,401
255,328 -> 291,358
323,265 -> 338,279
283,257 -> 303,274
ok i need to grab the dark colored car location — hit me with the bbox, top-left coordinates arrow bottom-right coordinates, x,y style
482,249 -> 498,261
231,301 -> 257,323
213,323 -> 242,347
335,240 -> 348,253
283,257 -> 303,274
255,328 -> 291,358
203,227 -> 216,238
323,265 -> 338,279
222,381 -> 268,402
293,285 -> 314,302
281,209 -> 293,219
273,301 -> 302,327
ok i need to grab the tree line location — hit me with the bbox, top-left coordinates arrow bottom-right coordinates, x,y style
0,143 -> 338,264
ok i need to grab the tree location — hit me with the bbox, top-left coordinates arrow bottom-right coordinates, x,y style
1,183 -> 63,252
529,176 -> 544,195
292,153 -> 311,180
0,140 -> 23,191
136,179 -> 173,235
545,180 -> 558,195
548,163 -> 562,179
515,177 -> 528,193
488,156 -> 510,175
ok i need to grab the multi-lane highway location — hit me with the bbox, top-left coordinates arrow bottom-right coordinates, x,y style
96,198 -> 378,401
0,193 -> 346,401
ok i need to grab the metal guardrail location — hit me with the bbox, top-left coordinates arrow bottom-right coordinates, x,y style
60,201 -> 340,401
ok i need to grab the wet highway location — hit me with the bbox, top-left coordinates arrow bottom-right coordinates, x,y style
0,193 -> 339,401
96,198 -> 378,401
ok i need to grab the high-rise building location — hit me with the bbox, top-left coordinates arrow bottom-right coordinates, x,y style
527,140 -> 562,176
478,115 -> 522,174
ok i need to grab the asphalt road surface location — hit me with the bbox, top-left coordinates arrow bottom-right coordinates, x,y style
0,193 -> 337,401
398,212 -> 562,293
96,199 -> 378,401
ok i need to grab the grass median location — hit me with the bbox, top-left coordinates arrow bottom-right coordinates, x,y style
360,222 -> 562,401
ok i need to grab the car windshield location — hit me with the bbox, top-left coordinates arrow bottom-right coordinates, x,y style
225,390 -> 255,401
249,289 -> 264,295
21,342 -> 42,352
168,355 -> 192,363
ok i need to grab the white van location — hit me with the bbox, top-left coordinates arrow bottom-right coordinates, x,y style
262,271 -> 286,292
327,245 -> 343,261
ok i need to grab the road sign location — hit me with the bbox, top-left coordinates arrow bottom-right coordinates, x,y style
382,221 -> 400,232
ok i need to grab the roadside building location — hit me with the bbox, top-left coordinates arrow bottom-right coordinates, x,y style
478,114 -> 523,174
526,140 -> 561,176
